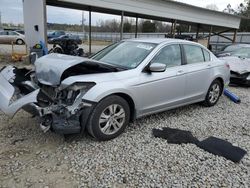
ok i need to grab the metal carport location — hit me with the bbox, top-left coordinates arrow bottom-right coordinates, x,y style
23,0 -> 242,54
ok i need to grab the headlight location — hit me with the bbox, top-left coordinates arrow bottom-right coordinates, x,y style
58,82 -> 96,105
66,82 -> 96,92
246,74 -> 250,80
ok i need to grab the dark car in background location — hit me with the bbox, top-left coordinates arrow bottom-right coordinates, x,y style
219,46 -> 250,86
47,30 -> 66,39
48,34 -> 82,44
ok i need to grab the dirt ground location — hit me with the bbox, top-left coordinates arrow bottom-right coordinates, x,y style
0,56 -> 76,188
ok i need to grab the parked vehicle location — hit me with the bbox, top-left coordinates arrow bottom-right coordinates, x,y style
215,43 -> 250,57
47,30 -> 66,39
219,47 -> 250,86
15,30 -> 25,35
0,30 -> 25,45
49,38 -> 84,56
0,39 -> 230,140
48,34 -> 82,44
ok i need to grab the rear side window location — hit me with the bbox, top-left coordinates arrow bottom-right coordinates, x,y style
183,45 -> 204,64
151,44 -> 182,67
203,49 -> 210,62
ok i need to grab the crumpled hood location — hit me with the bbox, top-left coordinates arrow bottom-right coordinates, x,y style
220,56 -> 250,74
35,53 -> 115,86
35,54 -> 88,85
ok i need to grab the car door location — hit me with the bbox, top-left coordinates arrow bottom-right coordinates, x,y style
182,44 -> 212,101
8,31 -> 19,43
135,44 -> 186,116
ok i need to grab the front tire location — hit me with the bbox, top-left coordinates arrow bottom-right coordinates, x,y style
86,95 -> 130,141
16,39 -> 24,45
203,79 -> 223,107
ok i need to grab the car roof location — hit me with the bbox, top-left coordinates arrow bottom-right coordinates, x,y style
123,38 -> 198,45
227,43 -> 250,47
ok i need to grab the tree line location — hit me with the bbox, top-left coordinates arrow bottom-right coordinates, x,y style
223,0 -> 250,31
47,19 -> 172,33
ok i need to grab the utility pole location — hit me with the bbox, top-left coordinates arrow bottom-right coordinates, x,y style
81,11 -> 85,39
0,12 -> 2,30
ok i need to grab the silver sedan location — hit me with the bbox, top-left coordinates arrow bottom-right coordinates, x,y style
0,30 -> 25,45
0,39 -> 230,140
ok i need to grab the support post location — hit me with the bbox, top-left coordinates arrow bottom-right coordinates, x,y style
170,20 -> 173,36
207,26 -> 212,49
233,29 -> 237,43
196,24 -> 200,41
172,20 -> 177,38
23,0 -> 47,51
89,8 -> 92,55
120,11 -> 124,40
135,15 -> 138,38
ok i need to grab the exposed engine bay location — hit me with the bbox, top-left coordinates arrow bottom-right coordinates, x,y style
0,54 -> 121,134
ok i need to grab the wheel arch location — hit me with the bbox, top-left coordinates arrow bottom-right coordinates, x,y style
93,92 -> 136,122
213,77 -> 224,95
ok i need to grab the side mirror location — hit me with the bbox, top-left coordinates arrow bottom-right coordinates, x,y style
149,63 -> 166,72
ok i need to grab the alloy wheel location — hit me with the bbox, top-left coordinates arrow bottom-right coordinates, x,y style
99,104 -> 126,135
208,83 -> 220,104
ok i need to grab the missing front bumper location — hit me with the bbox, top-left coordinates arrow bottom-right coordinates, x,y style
0,66 -> 95,135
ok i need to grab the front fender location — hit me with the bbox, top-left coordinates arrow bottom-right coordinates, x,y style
83,82 -> 136,106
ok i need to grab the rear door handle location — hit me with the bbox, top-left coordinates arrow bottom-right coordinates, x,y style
207,64 -> 212,67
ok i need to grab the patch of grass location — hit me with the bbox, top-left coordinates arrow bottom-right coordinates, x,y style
84,40 -> 113,46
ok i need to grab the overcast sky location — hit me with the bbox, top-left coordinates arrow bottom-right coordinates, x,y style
0,0 -> 244,25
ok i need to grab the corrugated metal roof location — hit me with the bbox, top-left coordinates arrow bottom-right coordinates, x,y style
47,0 -> 241,29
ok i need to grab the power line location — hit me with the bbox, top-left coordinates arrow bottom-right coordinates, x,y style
0,11 -> 2,30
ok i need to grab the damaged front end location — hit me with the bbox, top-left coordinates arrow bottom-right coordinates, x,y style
0,65 -> 95,134
37,82 -> 95,134
0,54 -> 113,134
230,71 -> 250,86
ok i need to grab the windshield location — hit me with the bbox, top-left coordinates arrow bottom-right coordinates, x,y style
231,47 -> 250,58
91,41 -> 156,69
223,45 -> 245,52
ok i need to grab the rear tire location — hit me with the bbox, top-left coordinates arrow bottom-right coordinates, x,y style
86,95 -> 130,141
203,79 -> 223,107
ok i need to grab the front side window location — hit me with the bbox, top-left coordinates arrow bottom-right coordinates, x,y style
151,44 -> 182,67
184,45 -> 204,64
92,41 -> 156,69
8,31 -> 18,36
0,31 -> 8,35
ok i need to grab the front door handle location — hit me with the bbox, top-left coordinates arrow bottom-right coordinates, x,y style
207,64 -> 212,67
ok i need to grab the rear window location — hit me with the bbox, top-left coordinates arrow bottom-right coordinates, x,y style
183,45 -> 204,64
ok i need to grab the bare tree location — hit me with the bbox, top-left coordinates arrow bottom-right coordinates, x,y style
223,4 -> 235,14
206,4 -> 219,11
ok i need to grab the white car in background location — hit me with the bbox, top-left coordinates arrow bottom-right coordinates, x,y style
0,30 -> 25,45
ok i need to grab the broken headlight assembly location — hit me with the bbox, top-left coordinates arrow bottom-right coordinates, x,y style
59,82 -> 96,105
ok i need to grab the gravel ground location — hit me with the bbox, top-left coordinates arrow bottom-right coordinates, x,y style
0,59 -> 249,187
